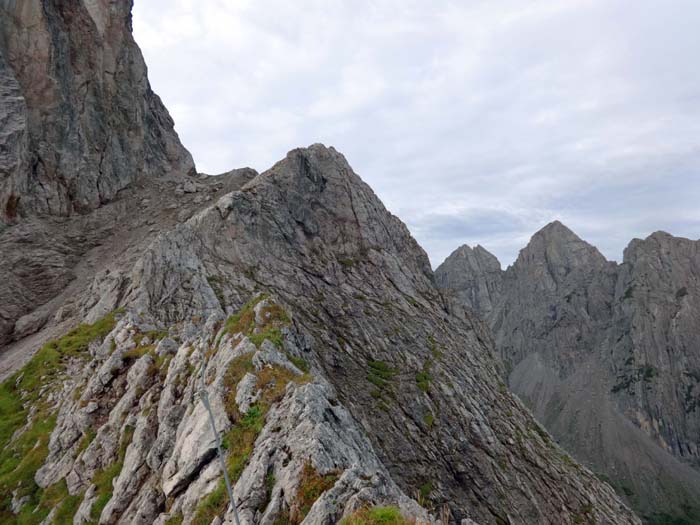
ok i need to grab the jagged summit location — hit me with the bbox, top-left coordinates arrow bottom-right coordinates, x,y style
443,244 -> 501,268
435,243 -> 502,315
240,143 -> 433,281
437,224 -> 700,522
533,219 -> 575,236
623,229 -> 697,262
513,221 -> 609,277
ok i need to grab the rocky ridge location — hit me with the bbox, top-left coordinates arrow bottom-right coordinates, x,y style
0,143 -> 641,524
436,222 -> 700,523
0,2 -> 642,524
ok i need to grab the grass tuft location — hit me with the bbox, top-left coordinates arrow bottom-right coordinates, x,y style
281,461 -> 339,523
0,311 -> 121,523
222,295 -> 290,349
340,506 -> 414,525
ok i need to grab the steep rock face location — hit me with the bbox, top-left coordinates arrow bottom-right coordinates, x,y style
0,48 -> 27,225
437,223 -> 700,522
0,0 -> 194,225
0,0 -> 196,345
611,232 -> 700,460
60,146 -> 638,525
490,221 -> 617,375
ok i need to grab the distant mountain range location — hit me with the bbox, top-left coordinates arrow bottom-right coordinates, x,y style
436,221 -> 700,523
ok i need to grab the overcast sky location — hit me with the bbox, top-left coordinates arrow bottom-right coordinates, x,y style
133,0 -> 700,268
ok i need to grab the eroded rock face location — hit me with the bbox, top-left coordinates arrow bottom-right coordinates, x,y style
436,222 -> 700,522
0,0 -> 194,224
434,244 -> 503,316
612,232 -> 700,459
65,146 -> 637,525
0,2 -> 641,524
0,47 -> 27,229
0,0 -> 199,346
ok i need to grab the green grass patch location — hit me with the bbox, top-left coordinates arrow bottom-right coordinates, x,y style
77,428 -> 97,453
194,359 -> 310,524
415,359 -> 432,393
165,513 -> 184,525
337,257 -> 355,267
0,311 -> 121,523
222,295 -> 290,349
122,344 -> 156,361
13,311 -> 120,402
340,506 -> 412,525
0,411 -> 56,522
287,354 -> 309,373
419,481 -> 433,500
280,461 -> 339,523
0,380 -> 26,450
367,361 -> 396,389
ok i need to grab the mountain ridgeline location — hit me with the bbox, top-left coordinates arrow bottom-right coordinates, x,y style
436,221 -> 700,523
0,1 -> 649,524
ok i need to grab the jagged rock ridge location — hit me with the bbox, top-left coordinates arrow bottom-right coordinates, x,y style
1,145 -> 641,525
436,221 -> 700,523
0,2 -> 642,525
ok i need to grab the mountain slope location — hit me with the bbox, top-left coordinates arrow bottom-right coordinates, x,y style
436,223 -> 700,523
0,3 -> 641,524
1,145 -> 640,525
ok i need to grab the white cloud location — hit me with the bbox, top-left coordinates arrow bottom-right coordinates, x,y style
133,0 -> 700,267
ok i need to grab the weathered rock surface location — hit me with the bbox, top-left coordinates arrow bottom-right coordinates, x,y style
53,146 -> 635,524
0,143 -> 642,523
436,222 -> 700,522
0,2 -> 642,524
435,244 -> 503,316
0,0 -> 194,223
0,0 -> 217,346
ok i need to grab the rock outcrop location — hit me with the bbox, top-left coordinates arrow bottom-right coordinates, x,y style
436,222 -> 700,523
0,0 -> 194,224
0,0 -> 199,345
0,146 -> 641,525
0,2 -> 642,525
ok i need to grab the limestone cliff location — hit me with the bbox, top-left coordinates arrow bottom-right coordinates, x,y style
0,0 -> 195,345
0,0 -> 194,223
